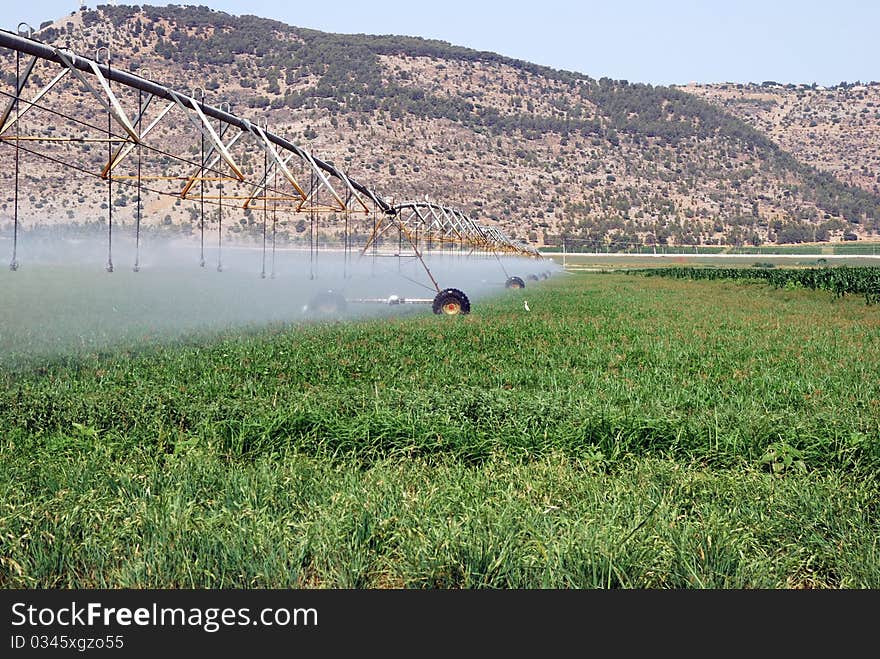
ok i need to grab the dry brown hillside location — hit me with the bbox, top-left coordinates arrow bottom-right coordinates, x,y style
680,81 -> 880,196
1,5 -> 879,251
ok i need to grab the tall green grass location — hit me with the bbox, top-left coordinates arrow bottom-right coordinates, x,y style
634,265 -> 880,304
2,273 -> 879,587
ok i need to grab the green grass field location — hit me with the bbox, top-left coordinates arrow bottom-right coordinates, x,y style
1,271 -> 878,588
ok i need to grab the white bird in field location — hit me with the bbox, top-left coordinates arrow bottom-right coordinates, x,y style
523,300 -> 530,312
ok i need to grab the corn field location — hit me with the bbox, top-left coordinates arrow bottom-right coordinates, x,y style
634,266 -> 880,304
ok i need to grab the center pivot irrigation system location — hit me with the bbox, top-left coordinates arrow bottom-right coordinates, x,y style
0,26 -> 549,315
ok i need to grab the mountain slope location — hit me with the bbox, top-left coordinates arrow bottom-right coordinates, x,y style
679,81 -> 880,195
2,4 -> 879,249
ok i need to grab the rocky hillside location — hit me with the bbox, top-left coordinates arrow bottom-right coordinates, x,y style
1,4 -> 879,249
679,81 -> 880,196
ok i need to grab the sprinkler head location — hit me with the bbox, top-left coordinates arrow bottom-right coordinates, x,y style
106,263 -> 114,273
9,260 -> 19,271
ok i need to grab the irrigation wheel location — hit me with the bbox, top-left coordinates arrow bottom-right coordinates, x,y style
307,290 -> 348,316
505,276 -> 526,289
432,288 -> 471,315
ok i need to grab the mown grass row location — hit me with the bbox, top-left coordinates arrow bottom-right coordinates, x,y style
726,243 -> 880,256
2,273 -> 879,587
633,265 -> 880,304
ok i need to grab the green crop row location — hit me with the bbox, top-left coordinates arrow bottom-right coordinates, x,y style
633,266 -> 880,304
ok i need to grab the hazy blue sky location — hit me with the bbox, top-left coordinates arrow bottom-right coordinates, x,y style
8,1 -> 879,86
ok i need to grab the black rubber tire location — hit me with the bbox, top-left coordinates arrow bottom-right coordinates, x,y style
432,288 -> 471,315
505,276 -> 526,289
542,271 -> 551,279
527,273 -> 540,281
307,290 -> 347,316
